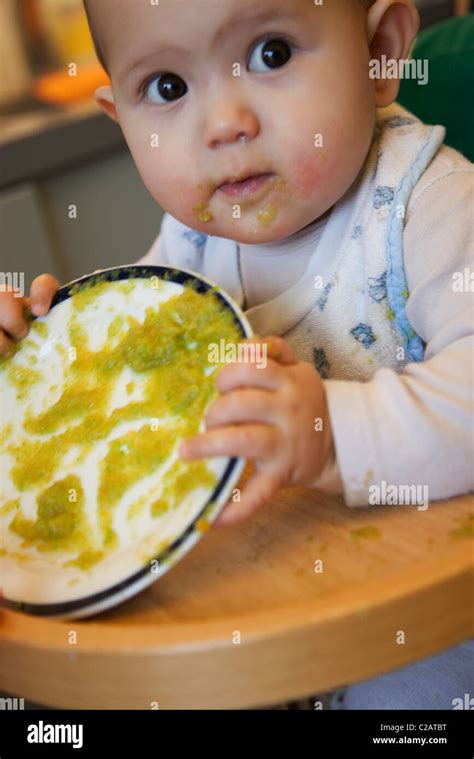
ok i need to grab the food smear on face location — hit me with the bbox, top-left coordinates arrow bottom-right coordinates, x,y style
256,204 -> 277,227
0,279 -> 244,571
193,200 -> 213,222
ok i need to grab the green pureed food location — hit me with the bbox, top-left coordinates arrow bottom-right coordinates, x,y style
0,279 -> 243,571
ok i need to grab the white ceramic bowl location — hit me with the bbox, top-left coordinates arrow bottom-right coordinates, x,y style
0,265 -> 252,619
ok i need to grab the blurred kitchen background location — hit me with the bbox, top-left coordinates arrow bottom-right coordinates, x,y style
0,0 -> 473,292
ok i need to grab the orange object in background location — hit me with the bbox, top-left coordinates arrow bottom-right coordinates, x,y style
20,0 -> 110,106
33,61 -> 110,105
34,0 -> 96,67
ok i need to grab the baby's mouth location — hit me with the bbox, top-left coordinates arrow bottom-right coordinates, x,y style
216,172 -> 275,198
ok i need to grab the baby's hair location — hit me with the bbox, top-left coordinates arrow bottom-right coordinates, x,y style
83,0 -> 377,75
83,0 -> 109,74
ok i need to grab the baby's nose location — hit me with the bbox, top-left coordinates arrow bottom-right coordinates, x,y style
204,104 -> 260,148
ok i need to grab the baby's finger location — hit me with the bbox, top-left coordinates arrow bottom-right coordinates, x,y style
205,388 -> 277,428
180,424 -> 278,461
233,335 -> 296,366
261,335 -> 297,365
214,470 -> 278,526
0,293 -> 29,340
216,358 -> 283,394
215,336 -> 297,393
0,329 -> 17,357
29,274 -> 61,316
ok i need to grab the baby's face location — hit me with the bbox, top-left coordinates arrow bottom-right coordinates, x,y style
94,0 -> 378,243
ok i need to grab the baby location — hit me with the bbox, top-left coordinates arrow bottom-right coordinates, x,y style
0,0 -> 473,708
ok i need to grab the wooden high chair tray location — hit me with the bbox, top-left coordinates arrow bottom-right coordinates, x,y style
1,490 -> 473,709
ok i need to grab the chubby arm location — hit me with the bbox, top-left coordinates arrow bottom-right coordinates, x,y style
324,168 -> 474,505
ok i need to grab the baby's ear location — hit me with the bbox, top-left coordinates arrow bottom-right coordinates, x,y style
95,85 -> 119,123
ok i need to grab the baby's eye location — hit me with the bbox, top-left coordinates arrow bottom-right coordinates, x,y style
248,37 -> 292,73
143,72 -> 188,104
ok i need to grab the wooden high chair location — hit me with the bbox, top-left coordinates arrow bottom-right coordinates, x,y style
1,489 -> 472,708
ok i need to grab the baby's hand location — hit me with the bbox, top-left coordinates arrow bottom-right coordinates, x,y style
179,335 -> 335,525
0,274 -> 60,356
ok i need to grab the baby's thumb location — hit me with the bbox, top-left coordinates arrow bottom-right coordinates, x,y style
29,274 -> 61,317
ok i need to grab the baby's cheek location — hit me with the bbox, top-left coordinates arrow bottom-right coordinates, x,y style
291,151 -> 329,200
140,157 -> 194,211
